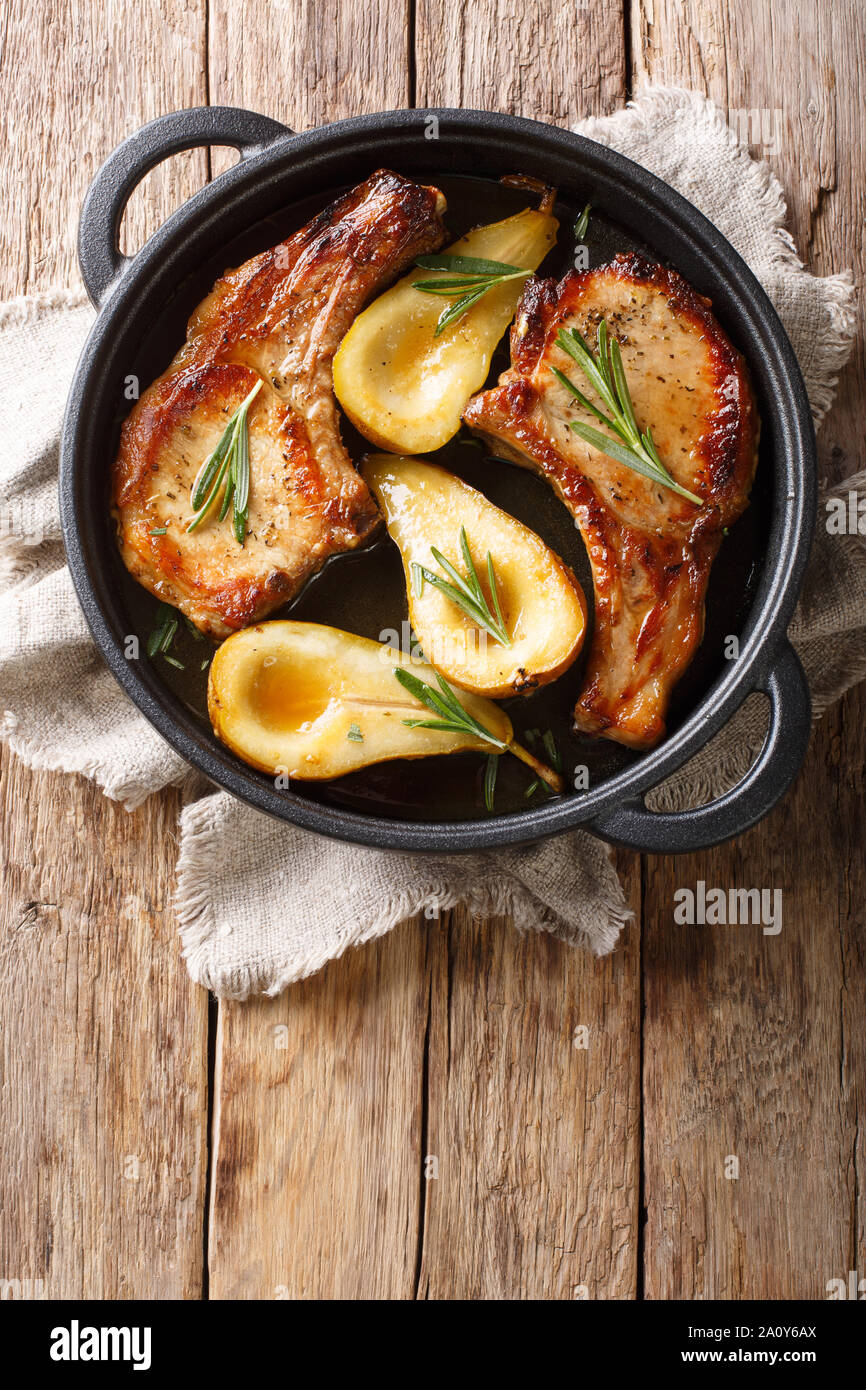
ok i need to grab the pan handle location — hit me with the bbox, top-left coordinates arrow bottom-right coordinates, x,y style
587,641 -> 811,853
78,106 -> 291,308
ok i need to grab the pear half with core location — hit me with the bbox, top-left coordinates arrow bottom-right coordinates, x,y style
362,455 -> 587,699
208,620 -> 562,788
332,204 -> 558,454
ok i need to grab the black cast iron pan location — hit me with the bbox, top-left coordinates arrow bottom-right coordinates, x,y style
61,106 -> 815,853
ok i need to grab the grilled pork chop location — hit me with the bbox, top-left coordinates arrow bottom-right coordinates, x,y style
113,171 -> 446,636
464,254 -> 759,748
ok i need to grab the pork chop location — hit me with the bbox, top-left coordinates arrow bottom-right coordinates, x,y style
463,253 -> 759,748
113,170 -> 446,636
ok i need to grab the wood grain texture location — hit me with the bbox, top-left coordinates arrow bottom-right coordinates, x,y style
204,0 -> 430,1301
208,921 -> 429,1299
205,0 -> 642,1302
1,0 -> 862,1304
208,0 -> 411,145
415,0 -> 625,118
0,0 -> 211,290
0,767 -> 207,1298
417,906 -> 640,1299
412,0 -> 642,1300
0,0 -> 209,1299
633,0 -> 866,1298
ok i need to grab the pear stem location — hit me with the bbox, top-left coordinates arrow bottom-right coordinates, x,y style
508,739 -> 564,793
500,173 -> 558,215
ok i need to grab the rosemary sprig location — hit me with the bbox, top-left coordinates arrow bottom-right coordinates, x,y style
146,603 -> 179,661
186,378 -> 263,544
393,667 -> 563,792
394,666 -> 508,747
573,203 -> 592,241
551,323 -> 703,506
413,253 -> 533,336
411,526 -> 511,648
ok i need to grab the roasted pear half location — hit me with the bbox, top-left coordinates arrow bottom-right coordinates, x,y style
207,620 -> 562,787
361,455 -> 587,698
332,204 -> 558,454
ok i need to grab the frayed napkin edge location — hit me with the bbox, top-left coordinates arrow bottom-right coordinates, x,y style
0,286 -> 89,327
176,798 -> 633,999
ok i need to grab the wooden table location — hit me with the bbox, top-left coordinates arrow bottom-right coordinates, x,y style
1,0 -> 863,1300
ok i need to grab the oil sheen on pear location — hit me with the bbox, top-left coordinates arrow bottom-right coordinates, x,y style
361,455 -> 587,699
207,619 -> 515,780
332,205 -> 558,454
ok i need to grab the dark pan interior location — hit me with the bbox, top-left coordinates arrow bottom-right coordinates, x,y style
110,169 -> 770,822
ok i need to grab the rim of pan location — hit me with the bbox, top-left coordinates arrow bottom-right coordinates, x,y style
60,108 -> 816,851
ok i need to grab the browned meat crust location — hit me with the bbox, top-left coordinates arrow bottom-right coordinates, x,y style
464,253 -> 759,748
113,170 -> 446,636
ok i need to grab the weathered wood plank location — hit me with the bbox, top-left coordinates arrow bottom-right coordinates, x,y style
412,0 -> 642,1300
208,0 -> 411,144
0,770 -> 207,1299
415,0 -> 625,119
208,922 -> 430,1299
204,0 -> 430,1301
634,0 -> 866,1298
0,0 -> 210,1299
417,905 -> 641,1299
1,0 -> 211,292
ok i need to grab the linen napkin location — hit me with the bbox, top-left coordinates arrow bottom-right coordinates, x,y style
0,87 -> 858,999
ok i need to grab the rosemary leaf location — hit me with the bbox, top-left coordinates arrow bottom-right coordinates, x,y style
393,667 -> 508,750
430,543 -> 480,605
574,203 -> 592,241
542,729 -> 562,775
553,324 -> 703,506
217,474 -> 234,523
393,669 -> 564,794
414,568 -> 493,631
549,364 -> 613,428
486,551 -> 508,638
146,603 -> 178,659
187,378 -> 262,542
433,286 -> 491,337
557,326 -> 620,418
393,666 -> 463,724
416,253 -> 529,276
419,528 -> 511,648
483,753 -> 498,813
413,253 -> 532,336
189,418 -> 238,513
